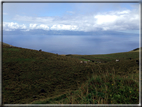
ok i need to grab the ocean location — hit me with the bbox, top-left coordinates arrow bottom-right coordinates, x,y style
2,34 -> 139,55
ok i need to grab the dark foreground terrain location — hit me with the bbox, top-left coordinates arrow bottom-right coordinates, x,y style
2,43 -> 140,104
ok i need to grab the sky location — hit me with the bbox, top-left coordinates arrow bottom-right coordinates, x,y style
2,1 -> 140,55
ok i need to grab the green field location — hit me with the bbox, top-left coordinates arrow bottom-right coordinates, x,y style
2,42 -> 140,104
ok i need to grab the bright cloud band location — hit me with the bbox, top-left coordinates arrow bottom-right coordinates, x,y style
3,9 -> 139,32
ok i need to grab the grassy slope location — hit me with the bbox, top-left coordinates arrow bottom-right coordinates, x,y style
2,44 -> 94,104
2,43 -> 140,104
68,51 -> 139,63
0,42 -> 12,47
130,47 -> 142,52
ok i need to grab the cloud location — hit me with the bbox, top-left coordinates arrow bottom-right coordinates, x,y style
37,24 -> 50,30
14,15 -> 54,23
93,9 -> 139,31
94,14 -> 118,25
3,22 -> 27,31
3,22 -> 50,31
29,24 -> 37,29
50,24 -> 78,30
29,24 -> 49,30
3,7 -> 139,33
94,10 -> 131,25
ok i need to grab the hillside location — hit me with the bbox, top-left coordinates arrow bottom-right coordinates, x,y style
130,47 -> 142,52
0,42 -> 12,47
2,43 -> 139,104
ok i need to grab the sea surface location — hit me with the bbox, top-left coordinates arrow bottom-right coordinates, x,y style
2,34 -> 139,55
